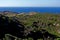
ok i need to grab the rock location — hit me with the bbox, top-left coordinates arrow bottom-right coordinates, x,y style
56,23 -> 60,26
47,17 -> 53,20
53,23 -> 60,26
57,30 -> 60,33
29,12 -> 37,15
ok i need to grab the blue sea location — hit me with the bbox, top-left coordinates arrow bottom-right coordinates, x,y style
0,7 -> 60,14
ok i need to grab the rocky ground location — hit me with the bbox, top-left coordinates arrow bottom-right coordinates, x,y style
0,11 -> 60,40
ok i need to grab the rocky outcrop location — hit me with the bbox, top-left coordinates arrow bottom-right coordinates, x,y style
0,12 -> 60,40
0,11 -> 18,17
29,12 -> 37,15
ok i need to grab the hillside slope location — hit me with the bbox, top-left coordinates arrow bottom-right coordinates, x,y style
15,13 -> 60,36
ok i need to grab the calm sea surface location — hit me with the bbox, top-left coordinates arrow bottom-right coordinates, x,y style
0,7 -> 60,14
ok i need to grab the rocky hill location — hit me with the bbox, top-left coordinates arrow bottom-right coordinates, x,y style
0,11 -> 60,40
15,13 -> 60,36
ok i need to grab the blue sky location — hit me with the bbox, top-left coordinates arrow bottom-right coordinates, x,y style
0,0 -> 60,7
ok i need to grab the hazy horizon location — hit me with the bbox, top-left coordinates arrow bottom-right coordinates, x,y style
0,0 -> 60,7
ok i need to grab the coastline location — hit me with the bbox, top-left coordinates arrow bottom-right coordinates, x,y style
0,7 -> 60,14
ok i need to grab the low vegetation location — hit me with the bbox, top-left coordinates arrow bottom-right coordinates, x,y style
0,11 -> 60,40
16,13 -> 60,36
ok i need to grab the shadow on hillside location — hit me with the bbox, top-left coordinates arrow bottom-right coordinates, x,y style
0,14 -> 24,39
25,29 -> 59,40
0,14 -> 59,40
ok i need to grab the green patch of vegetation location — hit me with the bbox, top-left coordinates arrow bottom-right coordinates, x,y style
0,12 -> 60,40
15,13 -> 60,36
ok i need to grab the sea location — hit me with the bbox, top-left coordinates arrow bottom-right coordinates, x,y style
0,7 -> 60,14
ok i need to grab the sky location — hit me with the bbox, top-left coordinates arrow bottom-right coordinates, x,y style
0,0 -> 60,7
